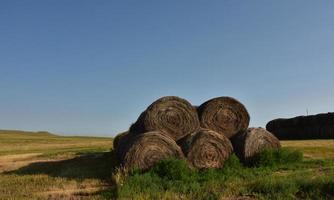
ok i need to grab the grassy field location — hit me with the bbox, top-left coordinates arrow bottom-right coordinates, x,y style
0,130 -> 333,200
0,130 -> 114,200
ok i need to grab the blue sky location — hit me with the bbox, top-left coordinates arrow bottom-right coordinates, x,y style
1,1 -> 334,136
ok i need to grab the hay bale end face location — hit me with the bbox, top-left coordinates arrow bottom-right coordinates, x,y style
113,131 -> 129,151
114,131 -> 134,162
231,127 -> 281,163
119,131 -> 185,170
130,96 -> 200,141
197,97 -> 250,139
179,129 -> 233,169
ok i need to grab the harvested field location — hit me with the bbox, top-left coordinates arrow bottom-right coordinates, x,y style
1,130 -> 334,200
0,130 -> 112,156
281,139 -> 334,159
0,130 -> 114,200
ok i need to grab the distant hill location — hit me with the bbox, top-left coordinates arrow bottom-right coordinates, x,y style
266,112 -> 334,140
0,129 -> 57,137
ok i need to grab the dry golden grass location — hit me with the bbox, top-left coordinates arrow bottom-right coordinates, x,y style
0,130 -> 114,200
0,130 -> 112,156
281,140 -> 334,159
0,153 -> 43,172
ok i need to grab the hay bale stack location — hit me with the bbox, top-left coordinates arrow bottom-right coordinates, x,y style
179,129 -> 233,169
197,97 -> 250,139
231,128 -> 281,163
117,131 -> 184,170
266,113 -> 334,140
112,96 -> 282,170
130,96 -> 200,141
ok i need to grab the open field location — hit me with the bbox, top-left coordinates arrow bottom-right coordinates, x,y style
282,140 -> 334,159
0,130 -> 333,200
0,130 -> 112,156
0,130 -> 114,200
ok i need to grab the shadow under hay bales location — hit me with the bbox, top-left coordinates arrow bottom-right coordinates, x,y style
6,151 -> 118,180
5,151 -> 120,199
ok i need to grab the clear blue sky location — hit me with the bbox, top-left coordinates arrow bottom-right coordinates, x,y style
1,1 -> 334,136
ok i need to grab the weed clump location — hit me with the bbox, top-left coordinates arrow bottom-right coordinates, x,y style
250,177 -> 299,199
223,154 -> 243,169
150,158 -> 194,181
248,148 -> 303,167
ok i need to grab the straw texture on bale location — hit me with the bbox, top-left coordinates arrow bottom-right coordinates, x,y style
266,112 -> 334,140
130,96 -> 200,141
197,97 -> 250,138
113,131 -> 129,151
117,131 -> 185,170
114,131 -> 133,161
179,129 -> 233,169
231,128 -> 281,162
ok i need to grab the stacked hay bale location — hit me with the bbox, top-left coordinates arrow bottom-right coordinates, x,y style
197,97 -> 250,139
114,96 -> 281,170
115,96 -> 197,170
266,113 -> 334,140
178,128 -> 233,169
231,128 -> 281,163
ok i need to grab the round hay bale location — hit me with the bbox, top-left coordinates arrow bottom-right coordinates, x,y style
197,97 -> 250,139
114,131 -> 134,162
179,129 -> 233,169
231,127 -> 281,163
130,96 -> 200,141
113,131 -> 129,151
120,131 -> 185,170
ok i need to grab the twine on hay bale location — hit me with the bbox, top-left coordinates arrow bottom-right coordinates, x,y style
179,129 -> 233,169
231,127 -> 281,163
130,96 -> 200,141
197,97 -> 250,139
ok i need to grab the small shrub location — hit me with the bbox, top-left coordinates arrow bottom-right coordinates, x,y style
118,172 -> 163,198
150,158 -> 194,181
224,154 -> 242,169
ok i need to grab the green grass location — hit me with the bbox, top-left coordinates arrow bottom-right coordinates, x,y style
247,148 -> 303,167
1,130 -> 334,199
111,150 -> 334,200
